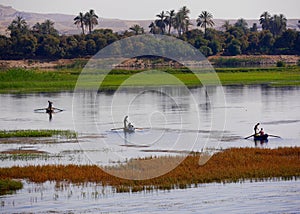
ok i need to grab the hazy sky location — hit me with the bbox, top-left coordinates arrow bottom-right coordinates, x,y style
0,0 -> 299,20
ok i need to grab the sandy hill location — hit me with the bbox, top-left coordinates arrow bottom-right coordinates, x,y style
0,4 -> 299,35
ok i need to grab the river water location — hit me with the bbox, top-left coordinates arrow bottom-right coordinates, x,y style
0,85 -> 300,213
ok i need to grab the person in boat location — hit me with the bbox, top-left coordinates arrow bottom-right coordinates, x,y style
128,122 -> 134,130
259,128 -> 264,136
254,123 -> 260,136
47,101 -> 53,113
124,116 -> 129,129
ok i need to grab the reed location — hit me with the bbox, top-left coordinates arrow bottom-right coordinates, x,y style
0,179 -> 23,195
0,147 -> 299,193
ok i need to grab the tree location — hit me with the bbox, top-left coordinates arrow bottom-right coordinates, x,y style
149,22 -> 159,34
165,10 -> 176,35
74,12 -> 86,35
196,11 -> 215,38
129,24 -> 144,35
270,14 -> 287,37
174,6 -> 191,36
84,9 -> 99,34
222,20 -> 231,31
260,12 -> 272,30
155,11 -> 167,34
8,16 -> 29,37
250,23 -> 258,32
234,18 -> 248,33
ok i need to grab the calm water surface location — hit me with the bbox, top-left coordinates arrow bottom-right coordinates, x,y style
0,85 -> 299,167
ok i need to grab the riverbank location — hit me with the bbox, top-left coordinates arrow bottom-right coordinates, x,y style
0,66 -> 300,93
0,55 -> 299,69
0,147 -> 299,193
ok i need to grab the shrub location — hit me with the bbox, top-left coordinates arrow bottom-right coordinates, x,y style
276,61 -> 286,67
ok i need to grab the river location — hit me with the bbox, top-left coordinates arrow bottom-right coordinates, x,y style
0,85 -> 299,213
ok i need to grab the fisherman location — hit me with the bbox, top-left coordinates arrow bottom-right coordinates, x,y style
47,101 -> 53,113
259,128 -> 264,136
254,123 -> 260,135
124,115 -> 128,129
128,122 -> 134,130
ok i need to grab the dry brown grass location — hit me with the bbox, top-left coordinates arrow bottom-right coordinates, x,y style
0,147 -> 299,192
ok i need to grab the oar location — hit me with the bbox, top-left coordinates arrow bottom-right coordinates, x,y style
111,128 -> 124,131
34,108 -> 47,111
268,134 -> 281,138
244,134 -> 255,139
53,107 -> 64,112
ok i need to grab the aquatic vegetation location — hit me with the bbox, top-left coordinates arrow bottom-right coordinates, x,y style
0,179 -> 23,195
0,129 -> 77,139
0,147 -> 299,193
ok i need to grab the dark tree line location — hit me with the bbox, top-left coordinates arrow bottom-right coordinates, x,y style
0,7 -> 300,60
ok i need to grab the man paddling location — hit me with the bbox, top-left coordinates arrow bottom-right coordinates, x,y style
47,101 -> 53,113
254,123 -> 260,135
124,116 -> 129,129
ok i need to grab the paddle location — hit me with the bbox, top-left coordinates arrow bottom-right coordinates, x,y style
53,107 -> 64,112
244,134 -> 254,139
268,134 -> 281,138
34,108 -> 47,111
111,128 -> 124,131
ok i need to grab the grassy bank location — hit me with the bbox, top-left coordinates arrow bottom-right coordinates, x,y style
0,67 -> 299,93
0,130 -> 77,138
0,147 -> 299,193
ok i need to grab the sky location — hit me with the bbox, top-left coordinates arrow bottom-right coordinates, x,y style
0,0 -> 299,20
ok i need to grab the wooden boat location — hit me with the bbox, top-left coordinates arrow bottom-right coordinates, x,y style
254,134 -> 268,141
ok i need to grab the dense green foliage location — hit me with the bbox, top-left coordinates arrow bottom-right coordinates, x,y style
0,7 -> 299,60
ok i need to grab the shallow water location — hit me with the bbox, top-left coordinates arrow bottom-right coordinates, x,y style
0,85 -> 300,167
1,180 -> 299,213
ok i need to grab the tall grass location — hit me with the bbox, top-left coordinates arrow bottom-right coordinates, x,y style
0,147 -> 299,193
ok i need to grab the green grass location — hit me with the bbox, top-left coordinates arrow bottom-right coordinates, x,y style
0,130 -> 77,138
0,66 -> 299,93
0,179 -> 23,195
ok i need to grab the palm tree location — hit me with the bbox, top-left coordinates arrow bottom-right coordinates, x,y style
270,14 -> 287,36
84,9 -> 99,34
8,16 -> 28,34
174,6 -> 191,36
155,11 -> 167,34
74,12 -> 86,35
165,10 -> 176,35
149,22 -> 159,34
196,11 -> 214,38
43,19 -> 56,35
234,18 -> 248,33
260,11 -> 271,30
129,24 -> 144,35
222,20 -> 231,31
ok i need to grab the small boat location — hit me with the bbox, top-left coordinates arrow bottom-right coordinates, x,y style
124,126 -> 135,133
254,134 -> 268,141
